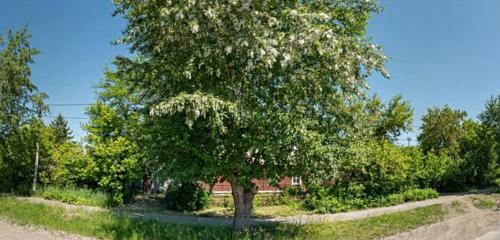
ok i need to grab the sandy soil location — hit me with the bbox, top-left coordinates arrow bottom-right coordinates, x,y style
0,219 -> 94,240
385,195 -> 500,240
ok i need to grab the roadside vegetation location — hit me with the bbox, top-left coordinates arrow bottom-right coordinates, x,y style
0,196 -> 450,240
35,186 -> 108,208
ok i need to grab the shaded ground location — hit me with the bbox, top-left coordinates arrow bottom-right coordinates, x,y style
0,219 -> 94,240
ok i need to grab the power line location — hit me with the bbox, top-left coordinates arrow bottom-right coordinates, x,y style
45,115 -> 89,120
47,103 -> 93,107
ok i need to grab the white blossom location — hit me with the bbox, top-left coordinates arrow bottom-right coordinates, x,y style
190,22 -> 199,33
225,46 -> 232,54
281,53 -> 292,68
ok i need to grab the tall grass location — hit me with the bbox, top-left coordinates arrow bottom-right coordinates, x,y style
36,186 -> 108,207
0,196 -> 447,240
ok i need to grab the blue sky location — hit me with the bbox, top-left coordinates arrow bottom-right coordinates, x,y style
1,0 -> 499,143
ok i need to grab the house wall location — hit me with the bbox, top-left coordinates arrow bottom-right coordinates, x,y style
203,177 -> 295,194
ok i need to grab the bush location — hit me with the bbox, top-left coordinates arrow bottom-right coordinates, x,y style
304,188 -> 439,213
50,142 -> 95,187
339,140 -> 412,197
402,188 -> 439,201
90,137 -> 141,205
0,123 -> 54,195
164,182 -> 209,212
303,194 -> 344,213
38,186 -> 108,207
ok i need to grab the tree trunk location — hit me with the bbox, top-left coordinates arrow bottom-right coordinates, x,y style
230,175 -> 258,231
142,174 -> 152,193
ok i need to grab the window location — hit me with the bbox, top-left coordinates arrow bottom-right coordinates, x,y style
291,177 -> 301,186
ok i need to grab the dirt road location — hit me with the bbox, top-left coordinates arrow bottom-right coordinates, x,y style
385,195 -> 500,240
0,219 -> 93,240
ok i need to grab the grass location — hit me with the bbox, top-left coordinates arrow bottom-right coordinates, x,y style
472,196 -> 497,209
474,199 -> 496,209
35,186 -> 109,208
0,196 -> 450,240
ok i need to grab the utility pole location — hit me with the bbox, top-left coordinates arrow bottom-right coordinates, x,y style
407,137 -> 412,147
32,142 -> 39,192
33,97 -> 44,192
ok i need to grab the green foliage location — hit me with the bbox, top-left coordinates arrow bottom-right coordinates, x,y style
303,188 -> 438,214
83,70 -> 148,203
478,95 -> 500,185
402,188 -> 439,201
0,121 -> 54,194
112,0 -> 388,207
37,186 -> 108,207
49,114 -> 73,144
0,27 -> 50,194
90,137 -> 141,205
339,140 -> 412,196
49,142 -> 95,187
403,147 -> 465,191
362,95 -> 414,142
164,182 -> 210,212
0,26 -> 46,138
418,106 -> 467,156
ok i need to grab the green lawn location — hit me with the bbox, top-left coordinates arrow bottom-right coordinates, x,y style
0,197 -> 449,240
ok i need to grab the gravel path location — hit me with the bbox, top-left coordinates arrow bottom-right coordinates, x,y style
0,219 -> 94,240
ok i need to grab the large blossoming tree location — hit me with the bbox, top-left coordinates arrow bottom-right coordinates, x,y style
113,0 -> 388,230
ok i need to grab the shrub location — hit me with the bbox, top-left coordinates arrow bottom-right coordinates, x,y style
339,140 -> 412,197
380,193 -> 405,206
164,182 -> 210,212
50,142 -> 95,187
402,188 -> 439,201
304,188 -> 438,213
90,137 -> 141,205
303,194 -> 344,213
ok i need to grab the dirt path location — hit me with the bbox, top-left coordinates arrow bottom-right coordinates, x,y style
17,193 -> 476,226
0,219 -> 94,240
385,197 -> 500,240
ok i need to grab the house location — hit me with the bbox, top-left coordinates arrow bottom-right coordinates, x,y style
203,177 -> 302,194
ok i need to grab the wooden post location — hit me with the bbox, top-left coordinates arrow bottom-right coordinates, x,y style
32,142 -> 39,192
